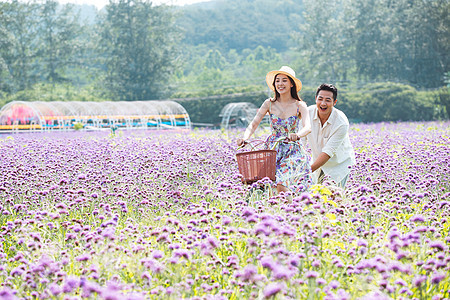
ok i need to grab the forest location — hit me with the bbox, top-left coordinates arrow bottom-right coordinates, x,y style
0,0 -> 449,124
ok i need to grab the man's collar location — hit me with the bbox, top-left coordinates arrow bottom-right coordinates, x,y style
327,108 -> 336,124
313,107 -> 319,120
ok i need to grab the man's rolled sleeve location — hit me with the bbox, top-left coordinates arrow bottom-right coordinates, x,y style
322,124 -> 348,158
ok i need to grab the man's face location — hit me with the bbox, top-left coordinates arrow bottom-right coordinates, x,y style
315,90 -> 337,118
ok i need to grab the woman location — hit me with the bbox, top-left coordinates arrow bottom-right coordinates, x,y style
237,66 -> 312,194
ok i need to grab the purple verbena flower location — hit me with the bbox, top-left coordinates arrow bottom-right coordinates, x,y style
305,271 -> 318,279
239,264 -> 258,282
410,214 -> 425,222
76,254 -> 91,262
431,272 -> 446,285
413,275 -> 427,288
263,282 -> 285,299
429,241 -> 446,251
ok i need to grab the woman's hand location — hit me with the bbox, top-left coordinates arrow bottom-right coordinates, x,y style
237,138 -> 246,147
288,133 -> 299,142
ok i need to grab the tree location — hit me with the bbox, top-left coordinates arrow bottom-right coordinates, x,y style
177,0 -> 304,53
0,0 -> 40,92
99,0 -> 181,100
393,0 -> 449,88
353,0 -> 449,88
0,0 -> 87,94
205,49 -> 226,70
294,0 -> 355,83
241,45 -> 281,80
352,0 -> 392,82
0,9 -> 14,93
37,0 -> 84,83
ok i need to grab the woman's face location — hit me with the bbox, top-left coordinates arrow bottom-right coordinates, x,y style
274,74 -> 293,95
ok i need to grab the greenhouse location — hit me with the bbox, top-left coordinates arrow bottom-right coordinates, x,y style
220,102 -> 268,129
0,100 -> 191,131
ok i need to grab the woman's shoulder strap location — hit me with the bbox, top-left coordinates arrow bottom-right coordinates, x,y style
264,98 -> 273,113
297,100 -> 306,116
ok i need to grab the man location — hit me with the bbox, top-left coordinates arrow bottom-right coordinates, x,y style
304,83 -> 355,188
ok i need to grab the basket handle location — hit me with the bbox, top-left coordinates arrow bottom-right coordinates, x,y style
238,136 -> 295,151
237,139 -> 267,151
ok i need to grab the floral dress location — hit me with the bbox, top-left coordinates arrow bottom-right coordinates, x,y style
266,104 -> 312,193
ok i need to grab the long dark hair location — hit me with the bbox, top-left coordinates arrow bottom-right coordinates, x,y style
271,74 -> 301,102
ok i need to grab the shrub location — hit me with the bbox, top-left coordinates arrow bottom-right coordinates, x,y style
435,87 -> 450,119
73,122 -> 84,130
338,82 -> 446,123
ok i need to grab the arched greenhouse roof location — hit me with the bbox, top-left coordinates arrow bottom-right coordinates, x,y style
219,102 -> 262,129
0,100 -> 191,131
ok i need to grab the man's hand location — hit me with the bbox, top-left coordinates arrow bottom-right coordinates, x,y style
288,133 -> 299,141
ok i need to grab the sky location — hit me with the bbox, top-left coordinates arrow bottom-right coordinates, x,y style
57,0 -> 208,10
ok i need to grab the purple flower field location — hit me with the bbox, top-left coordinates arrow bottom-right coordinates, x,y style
0,121 -> 449,299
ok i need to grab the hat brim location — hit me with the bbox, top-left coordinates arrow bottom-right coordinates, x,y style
266,70 -> 302,93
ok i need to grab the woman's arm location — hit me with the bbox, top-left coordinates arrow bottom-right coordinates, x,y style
287,101 -> 310,142
297,101 -> 311,138
237,99 -> 270,146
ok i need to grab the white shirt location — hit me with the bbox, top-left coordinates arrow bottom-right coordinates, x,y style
304,105 -> 355,184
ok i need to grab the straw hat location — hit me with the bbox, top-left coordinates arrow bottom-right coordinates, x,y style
265,66 -> 302,93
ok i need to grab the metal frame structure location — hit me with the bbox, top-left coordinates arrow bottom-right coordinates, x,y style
0,100 -> 191,131
220,102 -> 268,130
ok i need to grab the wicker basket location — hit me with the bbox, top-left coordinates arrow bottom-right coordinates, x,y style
236,143 -> 277,184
